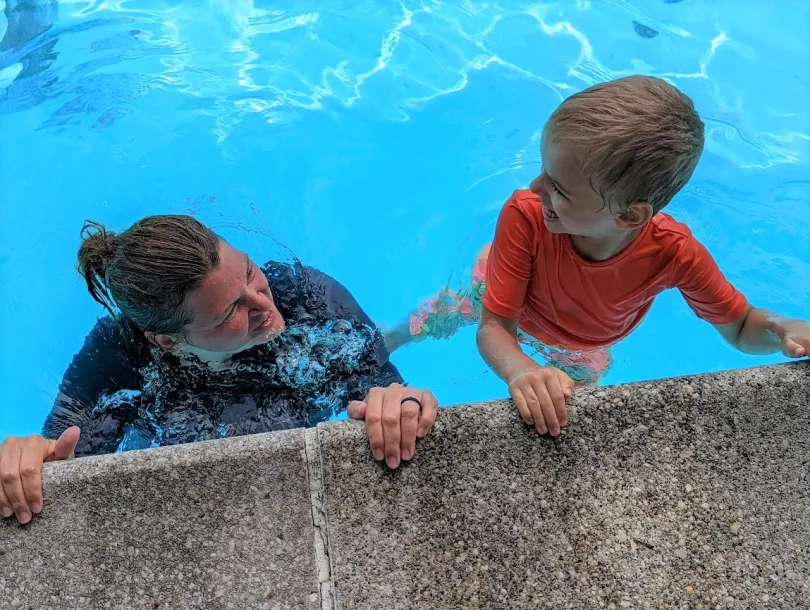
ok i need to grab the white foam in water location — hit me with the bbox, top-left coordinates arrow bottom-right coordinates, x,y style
0,62 -> 22,91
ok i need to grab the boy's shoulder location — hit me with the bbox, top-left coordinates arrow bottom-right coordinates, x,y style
645,213 -> 721,274
491,189 -> 545,233
651,211 -> 694,237
509,188 -> 542,209
500,189 -> 544,226
648,212 -> 703,250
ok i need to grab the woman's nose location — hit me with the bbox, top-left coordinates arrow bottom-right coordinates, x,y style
248,289 -> 272,312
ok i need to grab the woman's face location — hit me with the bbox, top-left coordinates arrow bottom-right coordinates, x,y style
173,241 -> 286,354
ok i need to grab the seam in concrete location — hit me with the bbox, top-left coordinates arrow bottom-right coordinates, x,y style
304,428 -> 335,610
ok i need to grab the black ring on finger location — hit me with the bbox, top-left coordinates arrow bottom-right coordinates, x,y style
400,396 -> 422,414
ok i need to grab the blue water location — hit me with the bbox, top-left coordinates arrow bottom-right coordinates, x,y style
1,0 -> 808,440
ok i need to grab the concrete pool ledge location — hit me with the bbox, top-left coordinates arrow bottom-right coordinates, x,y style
2,363 -> 809,609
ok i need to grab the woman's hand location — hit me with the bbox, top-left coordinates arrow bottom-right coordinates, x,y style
0,427 -> 80,524
348,384 -> 438,469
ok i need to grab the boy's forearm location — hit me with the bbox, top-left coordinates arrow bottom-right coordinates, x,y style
730,307 -> 789,354
476,317 -> 539,384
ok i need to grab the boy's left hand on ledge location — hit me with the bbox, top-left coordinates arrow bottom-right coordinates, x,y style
776,318 -> 810,359
716,308 -> 810,358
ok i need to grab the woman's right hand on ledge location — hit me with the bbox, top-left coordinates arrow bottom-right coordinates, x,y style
347,384 -> 438,469
0,427 -> 80,525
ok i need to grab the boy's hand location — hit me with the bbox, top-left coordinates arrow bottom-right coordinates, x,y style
508,366 -> 574,436
717,309 -> 810,358
779,319 -> 810,358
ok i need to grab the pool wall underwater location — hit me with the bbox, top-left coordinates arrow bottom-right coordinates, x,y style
2,362 -> 808,609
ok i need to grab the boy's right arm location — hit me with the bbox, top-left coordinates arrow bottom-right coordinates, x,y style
478,192 -> 574,436
477,308 -> 573,437
476,309 -> 537,383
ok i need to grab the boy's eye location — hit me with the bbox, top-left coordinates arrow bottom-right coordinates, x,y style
551,182 -> 564,196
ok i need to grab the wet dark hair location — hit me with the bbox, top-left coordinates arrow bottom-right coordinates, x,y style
77,215 -> 221,334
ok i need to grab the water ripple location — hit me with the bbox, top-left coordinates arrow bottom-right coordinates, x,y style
2,0 -> 807,176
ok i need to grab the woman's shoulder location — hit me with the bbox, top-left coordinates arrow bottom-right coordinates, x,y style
260,259 -> 296,282
261,259 -> 328,286
83,314 -> 152,367
260,259 -> 373,329
262,258 -> 329,305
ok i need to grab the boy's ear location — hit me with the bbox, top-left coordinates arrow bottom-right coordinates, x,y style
616,201 -> 653,230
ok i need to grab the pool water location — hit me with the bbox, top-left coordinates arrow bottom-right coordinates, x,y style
1,0 -> 808,439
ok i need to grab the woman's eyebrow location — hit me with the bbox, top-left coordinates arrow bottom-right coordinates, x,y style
215,254 -> 251,322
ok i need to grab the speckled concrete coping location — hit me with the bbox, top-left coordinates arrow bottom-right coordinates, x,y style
2,363 -> 808,610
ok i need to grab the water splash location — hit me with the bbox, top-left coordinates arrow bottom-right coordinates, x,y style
93,318 -> 387,451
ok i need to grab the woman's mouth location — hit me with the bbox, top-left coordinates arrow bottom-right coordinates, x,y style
256,309 -> 283,333
544,207 -> 559,220
257,313 -> 273,330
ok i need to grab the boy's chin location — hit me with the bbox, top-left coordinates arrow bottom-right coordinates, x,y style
542,215 -> 569,234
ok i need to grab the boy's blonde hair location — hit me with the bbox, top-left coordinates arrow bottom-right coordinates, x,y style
548,75 -> 704,213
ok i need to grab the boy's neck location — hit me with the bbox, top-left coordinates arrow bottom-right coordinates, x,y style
569,228 -> 644,262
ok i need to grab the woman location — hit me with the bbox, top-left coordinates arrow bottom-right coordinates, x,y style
0,215 -> 437,524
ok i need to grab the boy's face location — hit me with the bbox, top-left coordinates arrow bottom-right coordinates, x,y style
530,127 -> 622,238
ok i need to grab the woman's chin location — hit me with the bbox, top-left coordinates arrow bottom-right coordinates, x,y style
253,321 -> 286,345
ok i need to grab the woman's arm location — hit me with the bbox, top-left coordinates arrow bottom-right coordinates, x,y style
43,316 -> 148,456
305,266 -> 405,388
2,316 -> 147,524
301,267 -> 439,469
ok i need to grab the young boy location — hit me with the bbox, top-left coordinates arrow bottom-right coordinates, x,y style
389,76 -> 810,436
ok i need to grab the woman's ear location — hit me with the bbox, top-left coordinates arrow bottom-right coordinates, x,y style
145,331 -> 181,352
616,201 -> 654,230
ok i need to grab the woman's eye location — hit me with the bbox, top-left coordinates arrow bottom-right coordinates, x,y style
222,306 -> 237,325
551,182 -> 562,195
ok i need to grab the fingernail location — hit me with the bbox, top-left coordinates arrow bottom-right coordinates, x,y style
18,511 -> 31,525
31,502 -> 42,514
387,457 -> 399,469
402,450 -> 412,461
373,451 -> 384,461
1,506 -> 12,518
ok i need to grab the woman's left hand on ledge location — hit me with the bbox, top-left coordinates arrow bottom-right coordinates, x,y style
347,384 -> 438,469
0,427 -> 80,525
